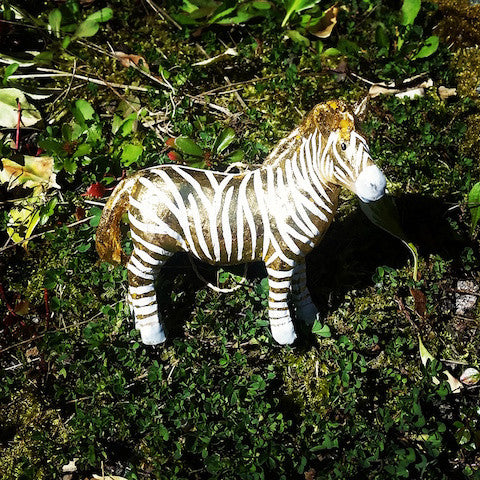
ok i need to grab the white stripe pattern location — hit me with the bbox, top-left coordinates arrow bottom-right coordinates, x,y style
109,102 -> 383,346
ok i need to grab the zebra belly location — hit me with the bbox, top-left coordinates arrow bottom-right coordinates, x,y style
129,169 -> 265,265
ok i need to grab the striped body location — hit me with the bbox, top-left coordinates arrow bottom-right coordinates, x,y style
96,101 -> 387,345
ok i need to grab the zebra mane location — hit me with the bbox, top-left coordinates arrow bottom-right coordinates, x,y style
261,100 -> 356,170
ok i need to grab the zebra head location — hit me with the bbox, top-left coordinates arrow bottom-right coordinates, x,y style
302,101 -> 386,203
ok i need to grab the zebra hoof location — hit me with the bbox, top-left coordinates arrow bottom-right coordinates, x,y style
140,323 -> 166,345
271,323 -> 297,345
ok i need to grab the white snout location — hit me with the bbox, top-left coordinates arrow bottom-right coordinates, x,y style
355,165 -> 386,203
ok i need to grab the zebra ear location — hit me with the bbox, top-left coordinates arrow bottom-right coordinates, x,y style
353,96 -> 369,121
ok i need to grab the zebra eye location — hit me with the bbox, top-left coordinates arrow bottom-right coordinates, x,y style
341,143 -> 347,151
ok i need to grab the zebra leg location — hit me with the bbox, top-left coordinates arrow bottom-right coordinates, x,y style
126,245 -> 170,345
266,263 -> 296,345
292,261 -> 318,325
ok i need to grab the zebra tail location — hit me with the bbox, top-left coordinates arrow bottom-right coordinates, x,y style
96,175 -> 137,266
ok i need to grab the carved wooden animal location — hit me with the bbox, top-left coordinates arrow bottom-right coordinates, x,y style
96,101 -> 386,345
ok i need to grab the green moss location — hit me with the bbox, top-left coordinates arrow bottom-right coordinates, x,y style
434,0 -> 480,47
0,389 -> 70,478
282,349 -> 330,414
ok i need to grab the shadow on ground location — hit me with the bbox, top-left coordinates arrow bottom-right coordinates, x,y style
307,193 -> 467,312
156,194 -> 467,340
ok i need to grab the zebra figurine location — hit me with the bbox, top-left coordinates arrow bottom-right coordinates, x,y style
96,101 -> 386,345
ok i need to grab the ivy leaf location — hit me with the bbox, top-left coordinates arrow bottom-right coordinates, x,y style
400,0 -> 421,26
213,127 -> 236,154
467,181 -> 480,235
174,137 -> 204,157
413,36 -> 439,59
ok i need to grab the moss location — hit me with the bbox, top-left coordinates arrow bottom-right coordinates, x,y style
282,349 -> 331,414
0,389 -> 71,478
433,0 -> 480,47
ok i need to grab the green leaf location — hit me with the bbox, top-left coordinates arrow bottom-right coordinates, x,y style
119,113 -> 137,137
74,19 -> 100,38
375,25 -> 389,49
413,35 -> 439,59
0,88 -> 42,127
3,63 -> 18,85
62,36 -> 71,49
188,160 -> 207,169
213,127 -> 236,154
403,241 -> 419,281
77,242 -> 91,253
175,137 -> 204,156
86,8 -> 113,23
252,1 -> 272,10
285,29 -> 310,46
282,0 -> 321,27
468,182 -> 480,235
400,0 -> 421,26
312,319 -> 331,337
225,149 -> 245,163
323,47 -> 342,56
74,99 -> 95,124
33,51 -> 54,65
48,8 -> 62,37
63,157 -> 77,174
73,8 -> 113,38
209,6 -> 236,24
39,196 -> 58,225
89,207 -> 102,227
72,143 -> 92,158
121,143 -> 144,166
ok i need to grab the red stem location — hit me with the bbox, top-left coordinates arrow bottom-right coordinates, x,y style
15,99 -> 21,150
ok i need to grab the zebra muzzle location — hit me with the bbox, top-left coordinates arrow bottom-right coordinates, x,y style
354,165 -> 386,203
